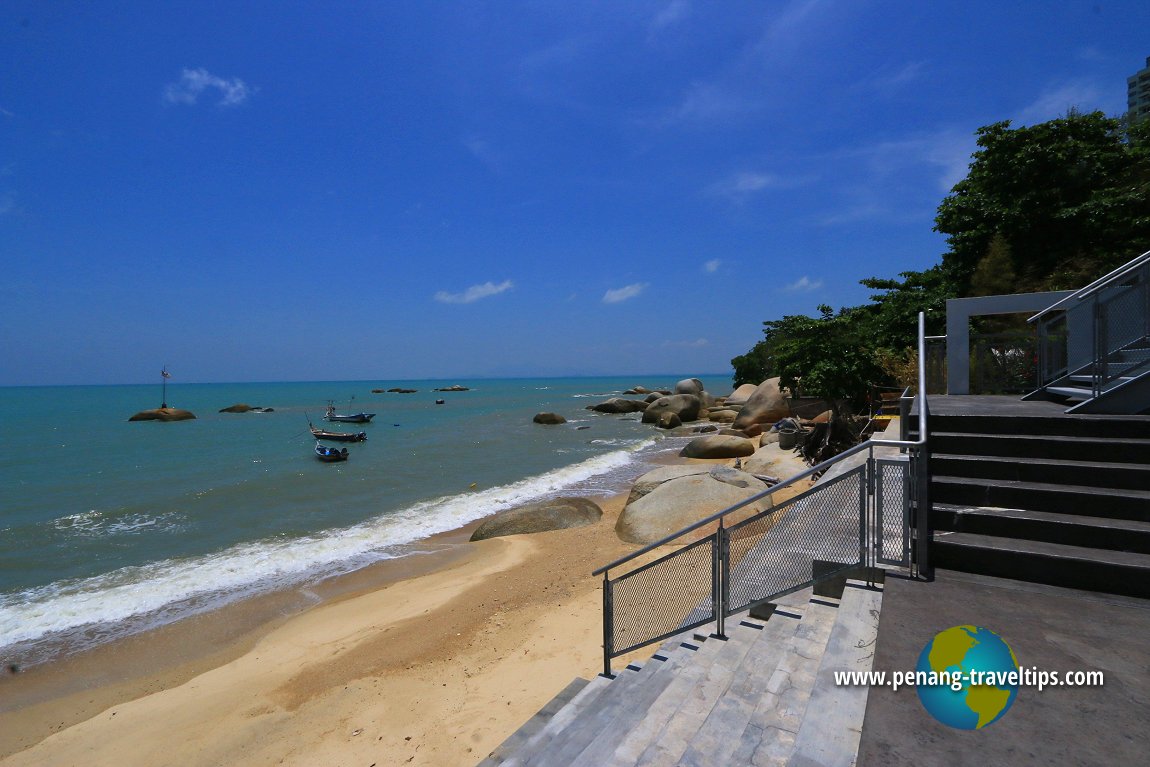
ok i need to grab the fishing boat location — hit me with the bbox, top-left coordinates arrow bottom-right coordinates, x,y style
310,425 -> 368,442
324,401 -> 376,424
314,442 -> 350,462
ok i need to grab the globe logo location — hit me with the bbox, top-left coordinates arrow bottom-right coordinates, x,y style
915,625 -> 1020,729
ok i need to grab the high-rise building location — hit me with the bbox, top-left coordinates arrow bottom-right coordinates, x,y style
1128,56 -> 1150,123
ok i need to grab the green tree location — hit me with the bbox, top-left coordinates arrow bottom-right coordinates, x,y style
730,339 -> 772,387
856,263 -> 955,349
935,111 -> 1150,294
762,305 -> 886,406
969,233 -> 1017,297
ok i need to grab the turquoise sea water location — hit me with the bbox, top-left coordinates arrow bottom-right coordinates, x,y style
0,376 -> 728,665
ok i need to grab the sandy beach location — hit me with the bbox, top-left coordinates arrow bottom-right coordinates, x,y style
0,443 -> 811,767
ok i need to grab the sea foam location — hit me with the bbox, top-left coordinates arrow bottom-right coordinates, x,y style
0,439 -> 654,656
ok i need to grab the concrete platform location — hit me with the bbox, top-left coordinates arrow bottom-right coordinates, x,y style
857,570 -> 1150,766
924,394 -> 1150,422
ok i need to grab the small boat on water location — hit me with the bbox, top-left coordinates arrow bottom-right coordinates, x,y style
324,401 -> 376,424
310,425 -> 367,442
314,442 -> 350,462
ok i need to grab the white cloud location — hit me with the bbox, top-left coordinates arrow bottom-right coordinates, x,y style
434,280 -> 515,304
703,259 -> 722,274
784,276 -> 823,292
602,283 -> 648,304
662,338 -> 709,348
164,68 -> 252,107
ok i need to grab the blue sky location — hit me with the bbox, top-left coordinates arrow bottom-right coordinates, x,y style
2,1 -> 1148,386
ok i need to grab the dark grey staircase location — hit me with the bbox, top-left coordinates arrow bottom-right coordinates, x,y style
1025,249 -> 1150,415
917,404 -> 1150,598
1034,341 -> 1150,414
479,581 -> 883,767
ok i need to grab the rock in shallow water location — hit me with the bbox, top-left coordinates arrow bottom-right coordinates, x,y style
469,497 -> 603,541
128,408 -> 196,422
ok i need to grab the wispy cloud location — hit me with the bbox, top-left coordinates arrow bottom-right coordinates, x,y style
662,338 -> 709,348
858,61 -> 926,97
784,276 -> 823,292
706,171 -> 786,202
1014,80 -> 1105,126
848,128 -> 976,194
163,68 -> 252,107
434,280 -> 515,304
651,0 -> 691,31
664,80 -> 752,126
0,106 -> 13,119
463,135 -> 504,172
0,191 -> 16,216
659,0 -> 827,127
603,283 -> 648,304
703,259 -> 722,274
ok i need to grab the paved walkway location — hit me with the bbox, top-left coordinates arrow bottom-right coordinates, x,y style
857,569 -> 1150,766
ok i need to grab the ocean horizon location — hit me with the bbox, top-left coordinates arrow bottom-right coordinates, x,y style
0,375 -> 732,667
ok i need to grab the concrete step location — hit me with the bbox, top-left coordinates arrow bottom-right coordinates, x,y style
729,598 -> 842,766
607,608 -> 813,767
930,454 -> 1150,492
931,476 -> 1150,521
499,674 -> 615,767
478,678 -> 590,766
567,617 -> 773,767
932,503 -> 1150,554
501,626 -> 717,766
932,532 -> 1150,599
525,634 -> 723,767
1045,385 -> 1092,401
927,432 -> 1150,463
787,580 -> 883,767
673,613 -> 807,767
921,413 -> 1150,440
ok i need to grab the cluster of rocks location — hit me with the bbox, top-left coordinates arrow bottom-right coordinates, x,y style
372,387 -> 418,394
497,376 -> 811,545
434,385 -> 471,392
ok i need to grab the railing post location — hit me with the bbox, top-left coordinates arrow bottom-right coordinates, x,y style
601,571 -> 615,678
1093,295 -> 1105,399
713,522 -> 728,640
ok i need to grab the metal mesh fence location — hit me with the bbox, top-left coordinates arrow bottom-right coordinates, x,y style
608,534 -> 716,655
875,458 -> 910,566
1036,313 -> 1068,386
1099,280 -> 1150,390
724,466 -> 866,616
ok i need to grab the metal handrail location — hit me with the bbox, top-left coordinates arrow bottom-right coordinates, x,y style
1028,249 -> 1150,322
593,312 -> 930,578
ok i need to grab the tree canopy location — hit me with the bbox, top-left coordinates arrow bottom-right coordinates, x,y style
935,111 -> 1150,293
731,110 -> 1150,398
